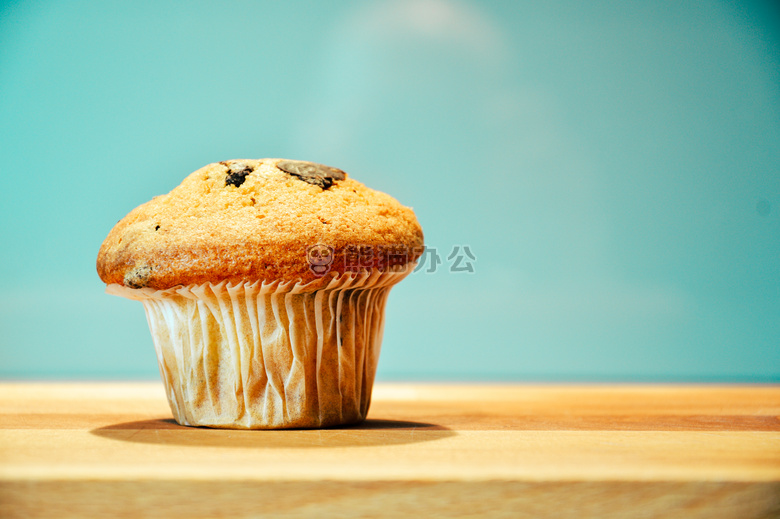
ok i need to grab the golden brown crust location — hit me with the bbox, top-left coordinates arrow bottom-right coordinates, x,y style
97,159 -> 424,289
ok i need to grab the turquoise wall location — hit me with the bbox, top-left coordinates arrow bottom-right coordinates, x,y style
1,0 -> 778,381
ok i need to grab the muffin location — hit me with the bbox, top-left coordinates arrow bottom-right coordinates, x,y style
97,159 -> 423,429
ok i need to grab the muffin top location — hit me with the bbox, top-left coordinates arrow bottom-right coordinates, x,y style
97,159 -> 424,289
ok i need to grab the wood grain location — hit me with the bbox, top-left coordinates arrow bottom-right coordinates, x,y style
0,383 -> 778,518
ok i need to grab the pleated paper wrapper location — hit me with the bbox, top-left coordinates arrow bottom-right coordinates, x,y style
106,270 -> 409,429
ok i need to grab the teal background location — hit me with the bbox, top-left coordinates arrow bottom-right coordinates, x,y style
1,0 -> 778,381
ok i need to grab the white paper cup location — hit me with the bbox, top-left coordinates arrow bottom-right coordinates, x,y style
106,270 -> 410,429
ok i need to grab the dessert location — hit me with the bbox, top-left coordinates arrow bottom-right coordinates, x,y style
97,159 -> 423,429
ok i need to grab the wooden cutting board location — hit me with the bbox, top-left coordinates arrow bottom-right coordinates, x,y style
1,382 -> 778,518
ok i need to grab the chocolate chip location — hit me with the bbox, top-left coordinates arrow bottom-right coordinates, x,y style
276,160 -> 345,189
225,163 -> 253,187
124,265 -> 152,289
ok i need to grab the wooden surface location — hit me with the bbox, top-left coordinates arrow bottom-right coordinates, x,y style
0,382 -> 778,518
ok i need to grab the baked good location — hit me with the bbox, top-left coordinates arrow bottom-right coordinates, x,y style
97,159 -> 423,429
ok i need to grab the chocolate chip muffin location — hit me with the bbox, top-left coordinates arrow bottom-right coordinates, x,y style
97,159 -> 423,429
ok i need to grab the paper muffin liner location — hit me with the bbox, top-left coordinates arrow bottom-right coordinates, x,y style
106,270 -> 410,429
